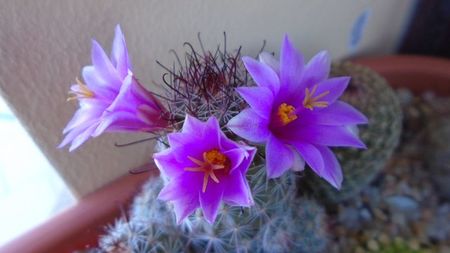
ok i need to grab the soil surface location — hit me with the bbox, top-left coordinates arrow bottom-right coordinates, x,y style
327,89 -> 450,253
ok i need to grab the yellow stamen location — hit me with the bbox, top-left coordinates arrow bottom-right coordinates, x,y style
303,84 -> 330,110
67,78 -> 94,101
277,103 -> 298,126
185,149 -> 230,192
203,149 -> 228,166
202,174 -> 209,193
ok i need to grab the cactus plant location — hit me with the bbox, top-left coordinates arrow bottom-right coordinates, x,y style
301,61 -> 402,203
425,117 -> 450,200
97,160 -> 328,253
62,30 -> 376,252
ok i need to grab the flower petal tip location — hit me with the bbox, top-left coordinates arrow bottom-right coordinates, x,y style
361,115 -> 369,124
266,170 -> 283,179
57,142 -> 66,149
68,144 -> 80,152
282,33 -> 291,43
332,182 -> 342,190
114,24 -> 123,36
241,56 -> 257,69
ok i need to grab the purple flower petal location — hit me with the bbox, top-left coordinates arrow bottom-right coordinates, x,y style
61,26 -> 168,151
227,108 -> 271,143
92,74 -> 167,135
81,66 -> 119,100
240,145 -> 257,170
136,104 -> 167,130
167,132 -> 191,148
158,174 -> 202,201
242,56 -> 280,95
292,142 -> 324,175
59,123 -> 90,149
62,107 -> 102,134
153,148 -> 183,178
158,176 -> 200,223
91,40 -> 122,88
258,52 -> 280,74
236,87 -> 273,119
302,51 -> 330,85
182,114 -> 205,136
103,74 -> 133,112
225,145 -> 256,174
172,196 -> 199,224
199,182 -> 224,224
158,177 -> 185,201
290,146 -> 306,171
236,34 -> 368,184
316,146 -> 343,189
222,173 -> 254,206
171,141 -> 210,164
314,77 -> 350,105
68,124 -> 99,151
292,125 -> 366,148
93,111 -> 155,137
154,115 -> 256,224
111,25 -> 130,79
280,35 -> 304,92
82,66 -> 107,87
218,130 -> 241,151
302,101 -> 368,125
266,135 -> 294,178
202,116 -> 221,148
223,148 -> 246,173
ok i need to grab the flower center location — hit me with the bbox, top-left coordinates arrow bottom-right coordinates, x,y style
67,78 -> 94,101
303,84 -> 329,110
277,103 -> 298,126
185,149 -> 230,193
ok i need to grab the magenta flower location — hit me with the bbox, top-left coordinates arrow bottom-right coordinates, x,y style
154,115 -> 256,224
227,35 -> 367,189
60,25 -> 168,151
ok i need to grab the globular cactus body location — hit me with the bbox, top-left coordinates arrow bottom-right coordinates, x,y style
426,117 -> 450,200
98,160 -> 327,253
302,61 -> 402,203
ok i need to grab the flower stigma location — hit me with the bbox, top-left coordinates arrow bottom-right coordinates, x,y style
277,103 -> 298,126
185,149 -> 230,193
67,78 -> 94,101
303,84 -> 329,110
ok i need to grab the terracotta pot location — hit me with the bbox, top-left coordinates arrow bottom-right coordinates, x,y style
352,55 -> 450,95
0,55 -> 448,253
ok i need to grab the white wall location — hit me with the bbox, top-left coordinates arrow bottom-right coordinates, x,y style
0,0 -> 415,197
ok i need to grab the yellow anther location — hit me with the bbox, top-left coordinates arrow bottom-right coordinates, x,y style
185,149 -> 230,192
277,103 -> 298,126
204,149 -> 228,166
303,84 -> 329,110
67,78 -> 94,101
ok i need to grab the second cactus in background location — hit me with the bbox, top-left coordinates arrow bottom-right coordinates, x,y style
301,61 -> 402,203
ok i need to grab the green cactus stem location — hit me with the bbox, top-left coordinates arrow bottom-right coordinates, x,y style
97,160 -> 327,253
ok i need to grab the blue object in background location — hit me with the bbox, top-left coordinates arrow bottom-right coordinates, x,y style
349,9 -> 372,52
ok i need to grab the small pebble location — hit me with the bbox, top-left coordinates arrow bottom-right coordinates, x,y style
367,239 -> 379,251
327,92 -> 450,252
408,239 -> 420,250
338,207 -> 360,229
378,233 -> 390,244
354,246 -> 366,253
385,195 -> 419,213
359,208 -> 372,222
422,208 -> 433,220
373,208 -> 388,221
